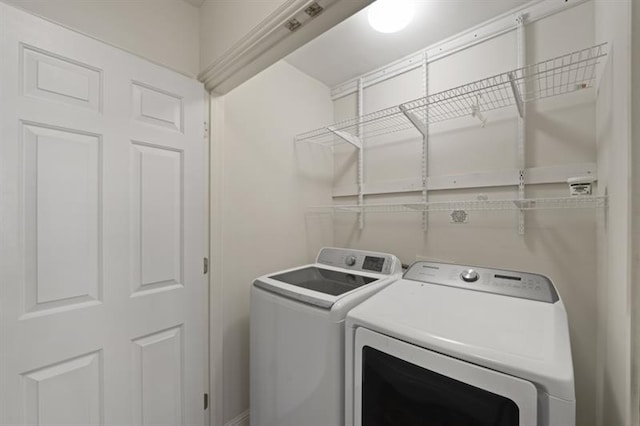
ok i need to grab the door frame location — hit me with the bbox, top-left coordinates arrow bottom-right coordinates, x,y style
209,94 -> 225,426
203,89 -> 212,426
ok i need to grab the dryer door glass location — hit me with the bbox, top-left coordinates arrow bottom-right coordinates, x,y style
362,346 -> 519,425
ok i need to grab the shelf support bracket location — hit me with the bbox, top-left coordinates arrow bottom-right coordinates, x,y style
399,104 -> 428,137
356,78 -> 365,229
420,53 -> 429,231
326,127 -> 362,149
508,72 -> 525,119
516,14 -> 527,235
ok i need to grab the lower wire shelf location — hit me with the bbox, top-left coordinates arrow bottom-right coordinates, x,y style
309,196 -> 607,214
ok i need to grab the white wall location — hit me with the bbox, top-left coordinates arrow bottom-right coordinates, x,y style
210,61 -> 334,425
594,1 -> 633,425
330,4 -> 600,425
0,0 -> 200,77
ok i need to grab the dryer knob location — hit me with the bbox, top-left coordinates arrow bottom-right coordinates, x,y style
460,269 -> 479,283
345,255 -> 357,266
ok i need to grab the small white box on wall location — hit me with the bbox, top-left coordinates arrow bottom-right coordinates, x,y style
567,176 -> 596,196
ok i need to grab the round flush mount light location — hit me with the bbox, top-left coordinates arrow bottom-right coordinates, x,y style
367,0 -> 415,34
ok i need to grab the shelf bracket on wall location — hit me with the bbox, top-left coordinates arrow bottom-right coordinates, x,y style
516,14 -> 527,235
357,78 -> 365,229
421,53 -> 429,231
327,127 -> 362,149
508,72 -> 525,119
399,104 -> 428,137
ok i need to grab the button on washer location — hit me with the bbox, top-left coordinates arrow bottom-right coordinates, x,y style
460,269 -> 479,283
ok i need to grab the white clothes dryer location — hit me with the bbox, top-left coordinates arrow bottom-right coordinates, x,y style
250,247 -> 402,426
345,261 -> 575,426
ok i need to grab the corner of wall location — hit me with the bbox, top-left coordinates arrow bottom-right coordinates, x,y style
209,60 -> 334,425
630,0 -> 640,423
594,0 -> 633,425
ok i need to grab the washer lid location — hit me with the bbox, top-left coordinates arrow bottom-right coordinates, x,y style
253,248 -> 402,309
268,266 -> 377,296
346,264 -> 575,401
255,265 -> 387,309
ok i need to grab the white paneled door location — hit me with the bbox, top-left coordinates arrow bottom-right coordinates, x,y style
0,4 -> 207,426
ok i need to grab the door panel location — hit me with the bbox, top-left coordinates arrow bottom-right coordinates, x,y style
130,142 -> 184,295
132,82 -> 183,132
23,123 -> 102,316
22,351 -> 103,426
132,327 -> 184,426
0,4 -> 207,426
22,44 -> 103,111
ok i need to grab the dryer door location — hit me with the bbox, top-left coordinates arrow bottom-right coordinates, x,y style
354,328 -> 538,426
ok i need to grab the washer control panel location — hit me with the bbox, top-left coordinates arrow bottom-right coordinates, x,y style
404,261 -> 559,303
316,248 -> 401,275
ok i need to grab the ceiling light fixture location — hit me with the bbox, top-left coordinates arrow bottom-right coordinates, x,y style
367,0 -> 415,34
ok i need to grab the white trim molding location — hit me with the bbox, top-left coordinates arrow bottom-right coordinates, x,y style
209,94 -> 225,426
224,410 -> 249,426
199,0 -> 312,86
198,0 -> 372,94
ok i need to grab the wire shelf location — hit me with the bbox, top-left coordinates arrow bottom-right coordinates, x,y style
309,196 -> 607,214
296,43 -> 607,146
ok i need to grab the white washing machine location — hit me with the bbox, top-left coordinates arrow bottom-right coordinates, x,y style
250,247 -> 402,426
345,261 -> 575,426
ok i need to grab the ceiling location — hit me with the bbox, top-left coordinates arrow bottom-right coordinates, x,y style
286,0 -> 531,88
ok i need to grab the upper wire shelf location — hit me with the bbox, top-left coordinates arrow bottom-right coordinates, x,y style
309,196 -> 607,214
296,43 -> 607,146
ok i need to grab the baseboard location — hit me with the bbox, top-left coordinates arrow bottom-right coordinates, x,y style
225,410 -> 249,426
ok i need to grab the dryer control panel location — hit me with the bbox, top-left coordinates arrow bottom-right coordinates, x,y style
316,248 -> 401,276
404,261 -> 559,303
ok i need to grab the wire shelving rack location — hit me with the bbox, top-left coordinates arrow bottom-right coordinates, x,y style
309,196 -> 607,215
295,43 -> 607,146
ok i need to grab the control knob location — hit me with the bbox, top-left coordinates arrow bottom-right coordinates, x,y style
345,255 -> 357,267
460,269 -> 479,283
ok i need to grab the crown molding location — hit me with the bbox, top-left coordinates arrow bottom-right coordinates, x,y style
198,0 -> 371,94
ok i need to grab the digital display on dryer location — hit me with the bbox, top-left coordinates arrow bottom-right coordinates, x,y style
363,256 -> 385,272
